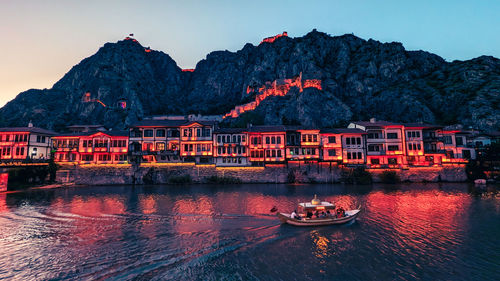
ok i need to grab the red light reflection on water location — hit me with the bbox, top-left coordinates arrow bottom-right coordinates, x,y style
48,196 -> 127,246
365,190 -> 471,249
0,193 -> 7,213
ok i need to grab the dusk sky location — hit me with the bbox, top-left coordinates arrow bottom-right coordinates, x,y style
1,0 -> 499,106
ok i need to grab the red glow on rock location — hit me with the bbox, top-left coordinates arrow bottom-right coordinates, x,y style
261,32 -> 288,44
223,73 -> 322,119
182,69 -> 195,72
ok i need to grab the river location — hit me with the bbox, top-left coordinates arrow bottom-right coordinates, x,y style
0,183 -> 498,280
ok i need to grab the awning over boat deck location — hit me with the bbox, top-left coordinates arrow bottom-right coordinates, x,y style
299,202 -> 336,210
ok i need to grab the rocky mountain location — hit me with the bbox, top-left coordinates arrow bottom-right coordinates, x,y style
1,30 -> 498,131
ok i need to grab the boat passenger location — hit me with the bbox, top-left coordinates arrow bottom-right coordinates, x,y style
314,210 -> 319,218
291,210 -> 301,220
336,207 -> 345,218
306,211 -> 313,219
326,210 -> 332,217
320,211 -> 327,218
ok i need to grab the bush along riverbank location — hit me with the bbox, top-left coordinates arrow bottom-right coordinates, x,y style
4,160 -> 59,190
55,164 -> 468,185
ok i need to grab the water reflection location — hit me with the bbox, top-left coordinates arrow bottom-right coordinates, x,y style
0,183 -> 498,280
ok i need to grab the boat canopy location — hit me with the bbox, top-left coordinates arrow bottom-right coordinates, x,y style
299,201 -> 336,211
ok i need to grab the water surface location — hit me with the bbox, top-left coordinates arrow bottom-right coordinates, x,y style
0,183 -> 499,280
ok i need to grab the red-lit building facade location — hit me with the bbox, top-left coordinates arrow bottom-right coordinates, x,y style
349,120 -> 406,167
53,131 -> 129,164
0,126 -> 56,161
403,123 -> 444,166
248,126 -> 286,165
213,128 -> 249,166
439,129 -> 476,163
319,129 -> 343,163
338,129 -> 367,165
128,119 -> 184,163
285,128 -> 321,162
180,121 -> 216,164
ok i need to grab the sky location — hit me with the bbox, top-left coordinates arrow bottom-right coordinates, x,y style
0,0 -> 499,106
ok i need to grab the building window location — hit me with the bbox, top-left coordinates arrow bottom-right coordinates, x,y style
462,150 -> 471,159
388,145 -> 399,151
277,136 -> 281,144
388,158 -> 397,165
156,129 -> 166,137
203,128 -> 211,137
328,136 -> 336,143
144,130 -> 153,137
346,138 -> 350,145
266,137 -> 270,144
357,152 -> 362,159
387,133 -> 398,139
371,158 -> 379,165
444,136 -> 452,144
271,137 -> 276,144
156,142 -> 165,151
328,149 -> 336,156
347,152 -> 351,159
277,150 -> 282,157
368,145 -> 380,152
36,135 -> 41,142
456,136 -> 464,146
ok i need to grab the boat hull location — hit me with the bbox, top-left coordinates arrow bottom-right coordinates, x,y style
277,209 -> 361,226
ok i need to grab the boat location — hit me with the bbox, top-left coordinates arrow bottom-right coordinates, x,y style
474,179 -> 487,186
277,195 -> 361,226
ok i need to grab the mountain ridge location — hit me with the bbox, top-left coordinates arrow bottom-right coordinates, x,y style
1,30 -> 498,131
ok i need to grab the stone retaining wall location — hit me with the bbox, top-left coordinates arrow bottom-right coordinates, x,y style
57,163 -> 468,185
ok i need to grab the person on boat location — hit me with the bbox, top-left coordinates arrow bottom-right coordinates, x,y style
320,211 -> 327,218
291,210 -> 301,220
336,207 -> 345,218
326,210 -> 332,217
306,211 -> 313,219
314,210 -> 320,218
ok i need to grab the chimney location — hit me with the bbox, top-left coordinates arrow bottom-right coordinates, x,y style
370,118 -> 376,123
28,120 -> 33,127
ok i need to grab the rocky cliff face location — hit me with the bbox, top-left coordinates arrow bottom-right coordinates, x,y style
1,30 -> 499,130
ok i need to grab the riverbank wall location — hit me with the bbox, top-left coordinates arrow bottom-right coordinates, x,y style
56,163 -> 467,185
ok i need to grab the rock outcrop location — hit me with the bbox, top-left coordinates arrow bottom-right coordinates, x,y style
1,30 -> 499,131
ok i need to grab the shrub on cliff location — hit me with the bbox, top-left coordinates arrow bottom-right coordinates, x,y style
379,170 -> 400,184
205,175 -> 242,184
169,174 -> 192,184
341,167 -> 372,185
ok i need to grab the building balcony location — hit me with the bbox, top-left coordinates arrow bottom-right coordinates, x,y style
424,149 -> 446,154
367,150 -> 386,156
94,147 -> 109,152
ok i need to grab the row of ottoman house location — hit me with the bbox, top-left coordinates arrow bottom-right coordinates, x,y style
0,119 -> 482,168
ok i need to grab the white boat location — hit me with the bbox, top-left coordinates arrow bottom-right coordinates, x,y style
277,195 -> 361,226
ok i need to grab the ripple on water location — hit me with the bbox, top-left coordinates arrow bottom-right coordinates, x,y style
0,183 -> 498,281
